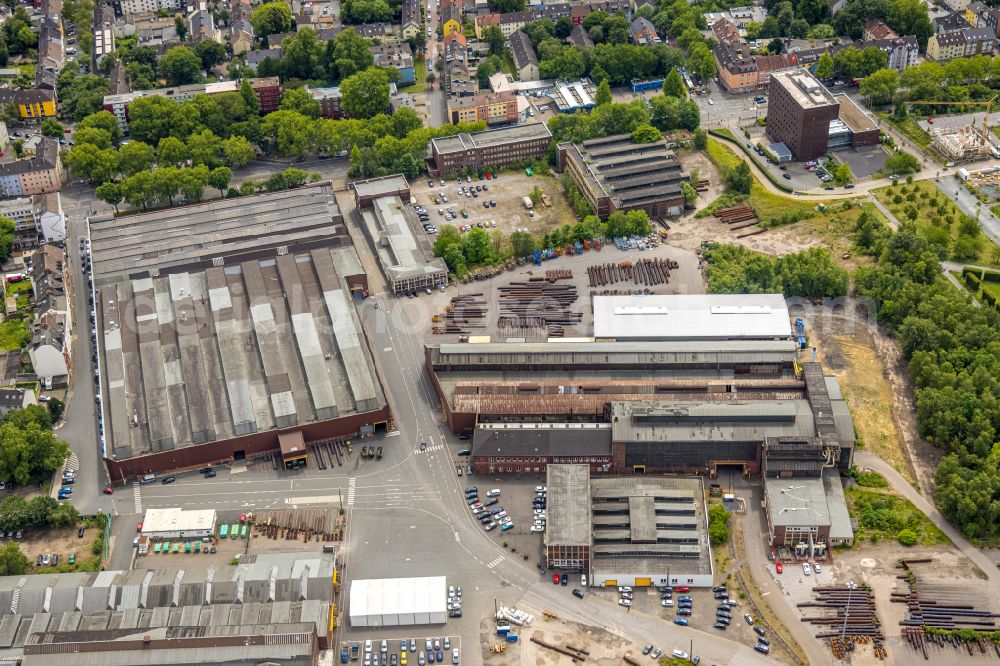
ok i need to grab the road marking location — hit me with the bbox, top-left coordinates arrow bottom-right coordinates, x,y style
284,495 -> 341,505
454,531 -> 460,542
132,483 -> 142,514
383,347 -> 393,352
347,477 -> 356,506
487,555 -> 505,569
416,443 -> 444,453
386,431 -> 400,437
64,452 -> 79,473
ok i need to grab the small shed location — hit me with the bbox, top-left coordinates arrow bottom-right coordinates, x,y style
769,142 -> 793,163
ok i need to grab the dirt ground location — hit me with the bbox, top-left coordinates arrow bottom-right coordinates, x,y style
409,172 -> 576,238
483,615 -> 629,666
19,526 -> 97,569
775,543 -> 994,666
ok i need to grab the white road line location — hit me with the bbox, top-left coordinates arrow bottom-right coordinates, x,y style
347,477 -> 356,507
132,483 -> 142,514
487,555 -> 505,569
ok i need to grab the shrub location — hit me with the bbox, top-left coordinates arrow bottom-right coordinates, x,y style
897,529 -> 918,546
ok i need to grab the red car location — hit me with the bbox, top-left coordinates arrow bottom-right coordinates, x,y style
675,586 -> 690,593
102,485 -> 113,495
552,574 -> 560,585
927,118 -> 934,124
776,562 -> 783,574
136,521 -> 143,532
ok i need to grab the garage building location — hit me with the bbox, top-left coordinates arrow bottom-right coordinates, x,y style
139,508 -> 217,539
349,576 -> 447,627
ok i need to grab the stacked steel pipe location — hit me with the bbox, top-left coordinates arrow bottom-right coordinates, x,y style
799,586 -> 886,660
498,279 -> 579,338
432,294 -> 487,335
586,260 -> 674,287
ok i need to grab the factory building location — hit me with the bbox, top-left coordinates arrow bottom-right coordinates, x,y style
348,576 -> 447,626
0,553 -> 335,664
425,295 -> 855,478
90,183 -> 390,480
139,508 -> 217,539
556,133 -> 689,219
351,175 -> 448,294
546,464 -> 714,587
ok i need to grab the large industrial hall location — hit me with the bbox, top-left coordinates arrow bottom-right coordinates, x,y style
88,183 -> 390,479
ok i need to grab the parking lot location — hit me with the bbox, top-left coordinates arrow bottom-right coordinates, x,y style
407,172 -> 577,239
461,477 -> 547,568
354,635 -> 463,666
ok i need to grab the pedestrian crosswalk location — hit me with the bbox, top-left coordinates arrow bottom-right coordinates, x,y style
132,483 -> 142,514
416,443 -> 444,454
347,478 -> 356,507
487,555 -> 505,569
64,453 -> 79,474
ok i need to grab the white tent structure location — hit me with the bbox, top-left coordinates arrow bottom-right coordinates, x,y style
349,576 -> 447,627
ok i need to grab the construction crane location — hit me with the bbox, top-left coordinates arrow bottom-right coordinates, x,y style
909,94 -> 998,137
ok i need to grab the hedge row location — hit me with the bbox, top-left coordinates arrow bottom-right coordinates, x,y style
964,270 -> 982,291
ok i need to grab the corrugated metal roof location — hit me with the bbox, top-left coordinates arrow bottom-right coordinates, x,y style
593,294 -> 792,340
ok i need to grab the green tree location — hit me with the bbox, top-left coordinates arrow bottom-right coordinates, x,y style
885,150 -> 920,175
662,68 -> 685,98
208,166 -> 233,196
595,78 -> 612,106
47,501 -> 79,528
681,180 -> 697,207
814,53 -> 834,80
187,129 -> 223,167
725,160 -> 753,195
95,182 -> 123,213
157,136 -> 190,167
179,165 -> 209,202
262,110 -> 313,156
483,25 -> 505,56
340,67 -> 390,119
78,110 -> 123,143
240,78 -> 260,116
832,162 -> 852,185
158,46 -> 202,85
0,495 -> 28,530
281,28 -> 324,80
0,542 -> 29,576
462,227 -> 494,264
222,135 -> 256,168
441,242 -> 467,275
280,87 -> 322,118
64,143 -> 118,183
510,230 -> 536,258
120,171 -> 158,209
0,421 -> 69,485
859,68 -> 899,105
251,1 -> 294,37
194,39 -> 227,71
25,496 -> 56,527
330,28 -> 375,80
693,128 -> 707,149
117,141 -> 156,177
40,119 -> 64,138
631,124 -> 661,143
174,15 -> 188,41
73,127 -> 113,150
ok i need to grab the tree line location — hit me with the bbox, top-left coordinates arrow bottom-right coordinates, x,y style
860,53 -> 1000,109
0,406 -> 70,487
852,214 -> 1000,540
702,244 -> 850,299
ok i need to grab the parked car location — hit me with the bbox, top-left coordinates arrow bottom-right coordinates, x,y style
560,574 -> 568,586
572,588 -> 584,599
802,563 -> 811,575
618,598 -> 632,607
673,618 -> 688,626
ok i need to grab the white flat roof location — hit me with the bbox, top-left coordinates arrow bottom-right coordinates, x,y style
349,576 -> 447,618
140,508 -> 217,534
592,294 -> 792,340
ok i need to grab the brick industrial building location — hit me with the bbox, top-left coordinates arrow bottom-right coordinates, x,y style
425,295 -> 855,479
89,183 -> 390,481
766,70 -> 881,160
557,134 -> 689,219
427,123 -> 552,176
765,70 -> 840,161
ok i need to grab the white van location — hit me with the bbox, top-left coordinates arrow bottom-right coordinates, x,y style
140,474 -> 155,484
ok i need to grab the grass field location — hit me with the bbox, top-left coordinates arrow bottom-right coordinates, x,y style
0,319 -> 28,351
983,279 -> 1000,300
846,487 -> 951,546
706,137 -> 827,222
872,180 -> 1000,268
399,58 -> 427,94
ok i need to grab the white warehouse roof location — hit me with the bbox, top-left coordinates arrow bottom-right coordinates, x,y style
140,508 -> 217,535
349,576 -> 447,627
592,294 -> 792,341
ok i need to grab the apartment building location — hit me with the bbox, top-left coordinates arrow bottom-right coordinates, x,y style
402,0 -> 420,39
927,26 -> 998,60
428,122 -> 552,175
371,42 -> 415,85
447,91 -> 518,125
0,139 -> 62,198
0,90 -> 57,122
509,31 -> 539,81
766,70 -> 840,161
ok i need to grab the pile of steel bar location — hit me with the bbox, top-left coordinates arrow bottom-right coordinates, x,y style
432,294 -> 487,335
498,280 -> 579,337
799,586 -> 886,660
586,259 -> 674,287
